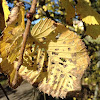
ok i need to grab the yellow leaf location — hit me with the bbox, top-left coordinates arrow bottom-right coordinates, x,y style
0,18 -> 90,98
0,2 -> 25,63
0,18 -> 56,88
2,0 -> 10,26
85,25 -> 100,38
0,59 -> 23,88
76,0 -> 100,25
15,21 -> 89,98
60,0 -> 75,23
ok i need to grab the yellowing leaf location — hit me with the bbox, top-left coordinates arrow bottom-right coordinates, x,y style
0,18 -> 56,88
2,0 -> 10,26
76,0 -> 100,25
85,25 -> 100,38
12,21 -> 89,98
0,2 -> 25,63
60,0 -> 75,23
0,17 -> 90,98
0,59 -> 23,88
38,24 -> 90,98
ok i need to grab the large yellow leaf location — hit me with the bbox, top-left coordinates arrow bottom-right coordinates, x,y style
76,0 -> 100,25
0,18 -> 56,88
14,21 -> 90,98
60,0 -> 75,23
85,25 -> 100,38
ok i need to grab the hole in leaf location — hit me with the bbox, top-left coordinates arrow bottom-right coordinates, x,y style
69,75 -> 72,78
51,62 -> 55,64
60,58 -> 66,62
59,62 -> 63,65
55,33 -> 61,39
68,48 -> 71,51
15,22 -> 18,26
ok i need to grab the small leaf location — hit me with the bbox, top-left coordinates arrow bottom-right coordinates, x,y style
60,0 -> 75,23
0,59 -> 23,88
85,25 -> 100,38
76,0 -> 100,25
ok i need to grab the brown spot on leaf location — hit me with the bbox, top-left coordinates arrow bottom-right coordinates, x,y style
54,75 -> 57,79
68,48 -> 71,51
63,41 -> 66,44
56,68 -> 60,71
63,64 -> 68,68
71,53 -> 77,57
52,52 -> 58,55
68,59 -> 72,63
60,74 -> 64,78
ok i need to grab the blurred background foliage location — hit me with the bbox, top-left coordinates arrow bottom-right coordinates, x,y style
0,0 -> 100,100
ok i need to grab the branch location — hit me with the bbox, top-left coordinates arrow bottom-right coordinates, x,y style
12,0 -> 37,86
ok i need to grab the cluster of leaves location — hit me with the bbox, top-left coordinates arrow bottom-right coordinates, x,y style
0,0 -> 100,99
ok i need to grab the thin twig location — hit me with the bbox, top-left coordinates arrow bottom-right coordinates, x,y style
0,83 -> 10,100
12,0 -> 37,86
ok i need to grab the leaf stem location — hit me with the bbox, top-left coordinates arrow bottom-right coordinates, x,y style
12,0 -> 37,86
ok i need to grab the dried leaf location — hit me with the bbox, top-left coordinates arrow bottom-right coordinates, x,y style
76,0 -> 100,25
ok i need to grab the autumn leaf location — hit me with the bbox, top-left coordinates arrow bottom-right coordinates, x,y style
0,18 -> 56,88
0,2 -> 25,63
12,20 -> 90,98
0,2 -> 25,88
0,59 -> 23,88
85,25 -> 100,38
60,0 -> 75,24
2,0 -> 10,26
76,0 -> 100,25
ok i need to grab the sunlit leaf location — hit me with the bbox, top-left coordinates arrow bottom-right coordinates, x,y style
0,2 -> 25,88
0,18 -> 56,88
15,22 -> 90,98
76,0 -> 100,25
2,0 -> 10,26
0,2 -> 25,63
